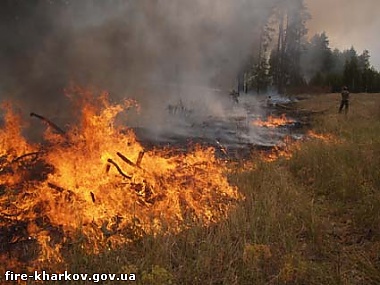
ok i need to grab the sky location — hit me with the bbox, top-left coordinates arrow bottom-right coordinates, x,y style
306,0 -> 380,70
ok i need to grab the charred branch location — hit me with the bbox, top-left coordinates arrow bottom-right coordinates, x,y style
12,152 -> 42,163
47,183 -> 75,202
30,112 -> 66,136
107,159 -> 132,179
116,152 -> 137,168
105,164 -> 111,174
90,192 -> 95,203
47,182 -> 65,193
117,151 -> 145,170
136,151 -> 145,167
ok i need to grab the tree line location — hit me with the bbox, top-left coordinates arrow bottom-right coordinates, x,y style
241,0 -> 380,94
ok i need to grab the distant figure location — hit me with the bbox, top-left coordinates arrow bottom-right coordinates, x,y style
339,86 -> 350,114
266,95 -> 274,107
229,89 -> 239,104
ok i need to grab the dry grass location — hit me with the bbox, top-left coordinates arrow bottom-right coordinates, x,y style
8,93 -> 380,285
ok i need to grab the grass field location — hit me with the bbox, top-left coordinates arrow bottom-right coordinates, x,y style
11,93 -> 380,284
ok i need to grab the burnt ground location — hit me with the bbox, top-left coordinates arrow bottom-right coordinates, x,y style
132,94 -> 313,159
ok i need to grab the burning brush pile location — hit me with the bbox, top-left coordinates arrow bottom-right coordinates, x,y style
0,88 -> 240,269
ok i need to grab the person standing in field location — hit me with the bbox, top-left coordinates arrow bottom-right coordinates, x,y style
339,86 -> 350,114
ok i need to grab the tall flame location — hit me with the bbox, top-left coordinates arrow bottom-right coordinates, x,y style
0,88 -> 241,268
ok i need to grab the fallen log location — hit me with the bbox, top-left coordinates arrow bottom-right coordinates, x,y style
107,159 -> 132,179
30,112 -> 66,136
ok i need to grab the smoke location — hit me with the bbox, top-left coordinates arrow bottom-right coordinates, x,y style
0,1 -> 271,104
305,0 -> 380,69
0,0 -> 282,143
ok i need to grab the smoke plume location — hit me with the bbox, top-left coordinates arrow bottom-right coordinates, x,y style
0,1 -> 278,123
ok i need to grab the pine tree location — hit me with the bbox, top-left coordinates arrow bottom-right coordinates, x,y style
343,52 -> 361,92
303,32 -> 332,84
269,0 -> 310,93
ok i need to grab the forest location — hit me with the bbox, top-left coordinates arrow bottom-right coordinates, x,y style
242,0 -> 380,94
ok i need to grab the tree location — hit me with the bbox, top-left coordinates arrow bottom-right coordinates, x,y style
256,3 -> 380,94
302,32 -> 332,81
269,0 -> 310,93
251,23 -> 274,93
242,11 -> 276,94
343,54 -> 361,92
358,50 -> 371,92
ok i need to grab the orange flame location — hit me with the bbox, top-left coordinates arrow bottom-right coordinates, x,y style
0,88 -> 241,268
258,136 -> 300,162
258,130 -> 340,162
307,130 -> 339,143
252,114 -> 294,128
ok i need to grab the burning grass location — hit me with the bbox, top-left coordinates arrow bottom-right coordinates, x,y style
1,92 -> 380,285
0,88 -> 240,270
252,113 -> 295,128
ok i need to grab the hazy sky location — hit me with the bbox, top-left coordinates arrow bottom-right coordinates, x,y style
306,0 -> 380,69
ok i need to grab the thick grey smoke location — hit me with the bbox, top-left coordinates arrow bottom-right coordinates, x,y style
2,0 -> 301,148
0,1 -> 275,118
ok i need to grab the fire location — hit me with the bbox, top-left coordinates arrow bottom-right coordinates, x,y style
258,136 -> 300,162
252,114 -> 294,128
0,103 -> 37,186
0,88 -> 241,269
307,130 -> 338,143
258,130 -> 340,162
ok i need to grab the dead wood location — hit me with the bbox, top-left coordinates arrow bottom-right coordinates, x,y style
47,182 -> 65,193
12,152 -> 42,163
107,159 -> 132,179
47,183 -> 75,202
105,164 -> 111,174
90,192 -> 95,203
116,152 -> 137,168
30,112 -> 66,136
136,151 -> 145,167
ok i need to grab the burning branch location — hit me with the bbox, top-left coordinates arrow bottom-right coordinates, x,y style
215,140 -> 228,156
136,151 -> 145,167
12,152 -> 41,163
47,183 -> 75,202
117,151 -> 146,171
30,112 -> 66,136
1,89 -> 241,269
47,182 -> 66,193
90,192 -> 96,203
105,164 -> 111,174
107,159 -> 132,179
116,152 -> 137,168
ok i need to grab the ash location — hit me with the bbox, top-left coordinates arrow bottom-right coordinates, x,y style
131,93 -> 302,158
